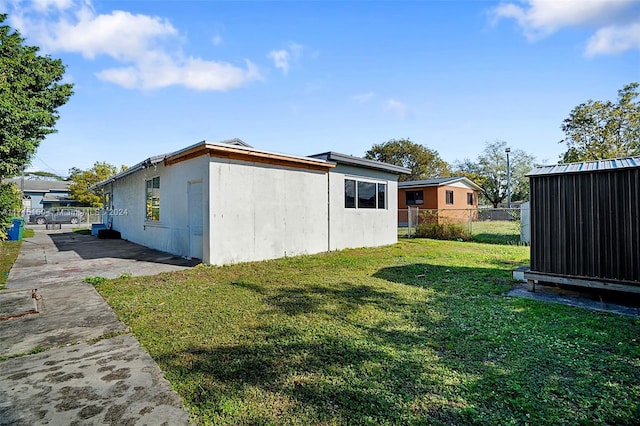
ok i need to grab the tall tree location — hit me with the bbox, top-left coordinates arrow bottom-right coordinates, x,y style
455,141 -> 536,208
68,162 -> 124,207
560,82 -> 639,163
0,14 -> 73,179
364,138 -> 451,181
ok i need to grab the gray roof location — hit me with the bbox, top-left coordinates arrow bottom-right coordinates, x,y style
6,178 -> 69,192
399,176 -> 482,191
92,139 -> 327,189
91,154 -> 167,189
309,152 -> 411,175
527,156 -> 640,177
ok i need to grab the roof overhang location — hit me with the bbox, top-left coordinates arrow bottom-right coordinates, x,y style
166,141 -> 335,172
309,152 -> 411,175
91,141 -> 335,190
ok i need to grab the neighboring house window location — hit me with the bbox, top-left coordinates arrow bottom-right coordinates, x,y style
445,190 -> 454,205
345,178 -> 386,209
146,177 -> 160,221
467,192 -> 474,206
405,190 -> 423,206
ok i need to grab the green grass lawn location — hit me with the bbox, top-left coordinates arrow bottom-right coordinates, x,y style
0,228 -> 31,290
95,239 -> 640,425
470,220 -> 522,245
0,240 -> 21,290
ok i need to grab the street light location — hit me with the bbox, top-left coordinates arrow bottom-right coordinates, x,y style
505,147 -> 511,209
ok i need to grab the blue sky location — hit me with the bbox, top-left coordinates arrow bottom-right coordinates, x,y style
3,0 -> 639,177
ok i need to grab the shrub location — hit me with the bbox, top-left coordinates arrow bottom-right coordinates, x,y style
415,220 -> 470,241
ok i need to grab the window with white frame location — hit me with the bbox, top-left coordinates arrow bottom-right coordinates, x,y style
345,178 -> 387,209
145,177 -> 160,221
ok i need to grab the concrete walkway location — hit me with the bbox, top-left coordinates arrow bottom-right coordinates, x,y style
0,229 -> 199,425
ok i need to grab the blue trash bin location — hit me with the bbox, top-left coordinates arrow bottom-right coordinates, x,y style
6,222 -> 18,241
13,218 -> 24,241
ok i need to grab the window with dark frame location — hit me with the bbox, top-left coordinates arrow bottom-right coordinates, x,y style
377,183 -> 386,209
445,190 -> 454,205
145,176 -> 160,221
405,190 -> 424,206
358,181 -> 376,208
345,179 -> 356,208
467,192 -> 474,206
344,178 -> 387,209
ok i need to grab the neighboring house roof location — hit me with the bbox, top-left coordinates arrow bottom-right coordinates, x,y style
6,178 -> 69,193
527,156 -> 640,177
399,176 -> 482,191
309,152 -> 411,175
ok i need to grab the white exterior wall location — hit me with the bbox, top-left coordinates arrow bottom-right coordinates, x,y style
207,158 -> 329,265
328,164 -> 399,251
108,156 -> 210,261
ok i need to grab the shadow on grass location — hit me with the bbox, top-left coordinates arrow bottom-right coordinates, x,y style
156,280 -> 466,424
152,266 -> 639,425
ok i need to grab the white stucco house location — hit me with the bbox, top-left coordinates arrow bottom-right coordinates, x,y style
93,139 -> 409,265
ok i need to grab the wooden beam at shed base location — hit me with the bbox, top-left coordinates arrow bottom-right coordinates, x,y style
525,271 -> 640,294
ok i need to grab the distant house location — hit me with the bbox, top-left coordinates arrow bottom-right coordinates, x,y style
398,177 -> 481,224
7,178 -> 77,212
92,139 -> 409,265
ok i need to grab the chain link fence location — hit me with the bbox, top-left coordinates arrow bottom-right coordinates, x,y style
399,207 -> 526,244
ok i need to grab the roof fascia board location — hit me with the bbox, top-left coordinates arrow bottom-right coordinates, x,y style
310,152 -> 411,175
166,142 -> 335,172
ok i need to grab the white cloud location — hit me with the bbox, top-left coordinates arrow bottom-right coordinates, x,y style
268,42 -> 308,75
97,55 -> 261,91
384,99 -> 407,119
492,0 -> 640,55
586,22 -> 640,56
7,0 -> 262,91
43,9 -> 178,60
31,0 -> 74,12
268,49 -> 290,75
351,92 -> 375,103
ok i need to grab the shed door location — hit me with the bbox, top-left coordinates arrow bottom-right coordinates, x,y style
188,181 -> 204,260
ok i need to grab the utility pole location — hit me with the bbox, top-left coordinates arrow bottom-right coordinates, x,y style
505,147 -> 511,209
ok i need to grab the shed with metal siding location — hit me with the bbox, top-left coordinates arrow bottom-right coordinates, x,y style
525,156 -> 640,293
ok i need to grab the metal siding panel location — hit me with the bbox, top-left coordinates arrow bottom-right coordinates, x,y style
529,167 -> 640,285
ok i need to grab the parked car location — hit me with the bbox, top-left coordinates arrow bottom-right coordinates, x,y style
29,209 -> 85,225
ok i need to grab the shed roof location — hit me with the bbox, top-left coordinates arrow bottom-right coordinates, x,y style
399,176 -> 482,191
309,152 -> 411,175
527,156 -> 640,177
